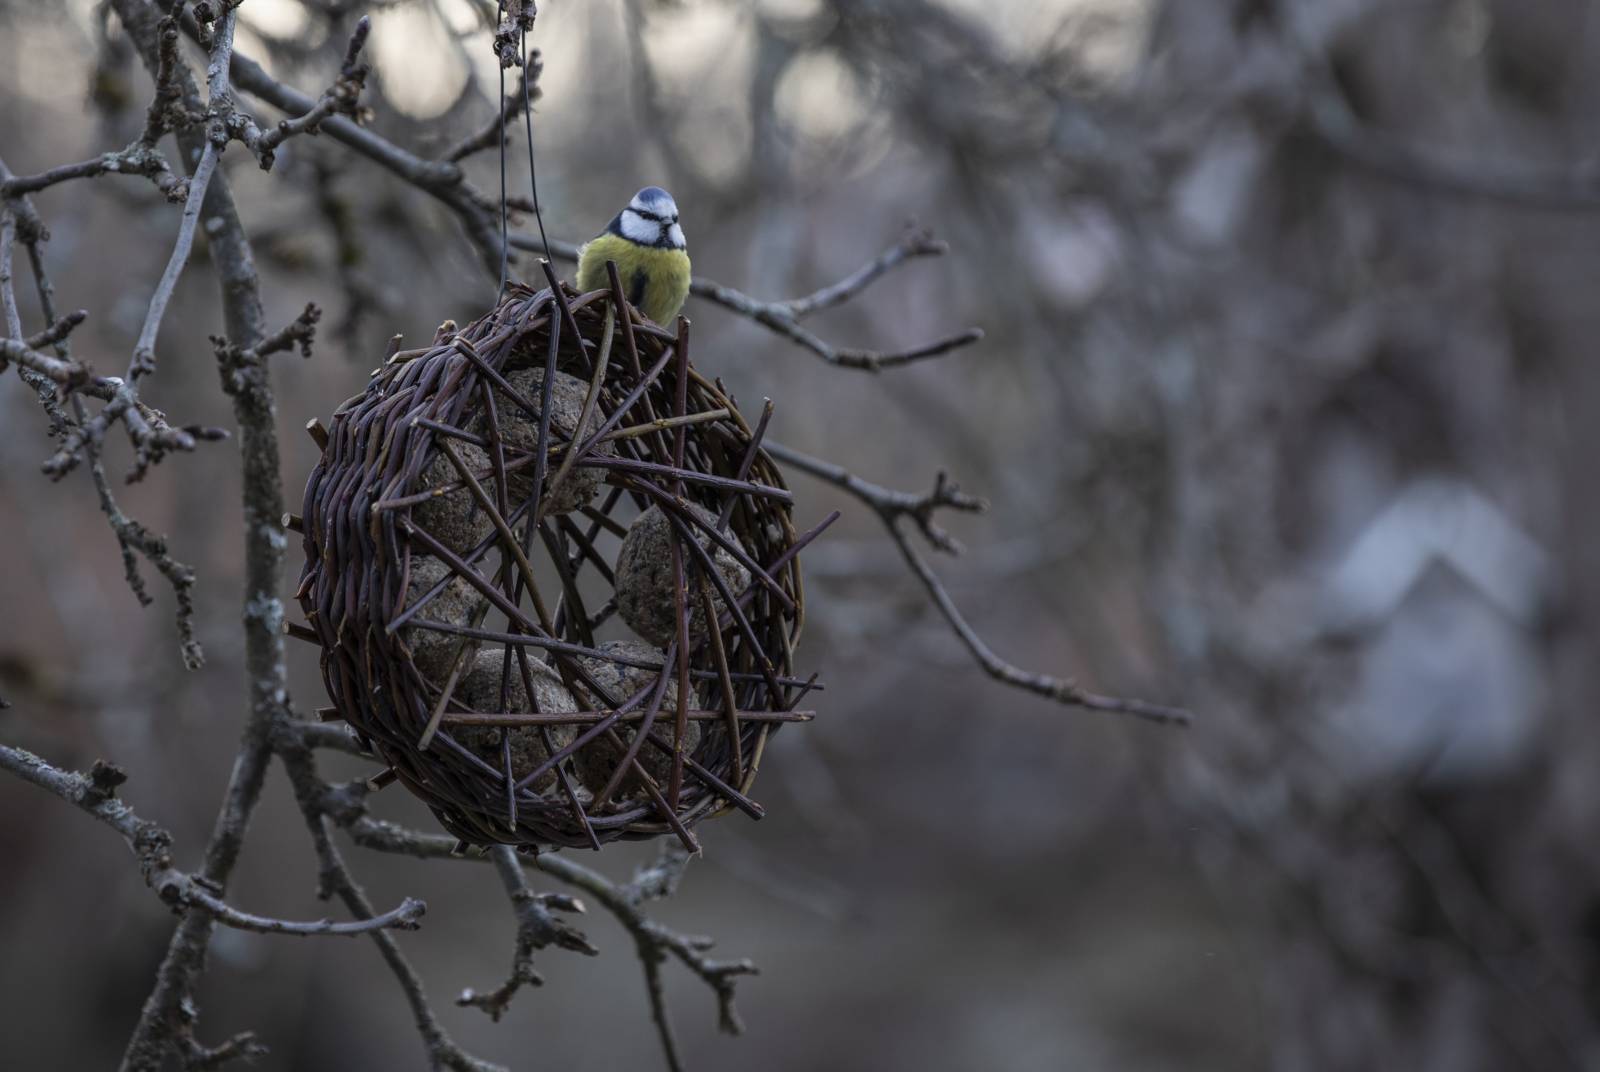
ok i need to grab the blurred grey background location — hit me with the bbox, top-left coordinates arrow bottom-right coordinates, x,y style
2,0 -> 1598,1068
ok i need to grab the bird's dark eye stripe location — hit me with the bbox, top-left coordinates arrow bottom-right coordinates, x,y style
632,208 -> 665,223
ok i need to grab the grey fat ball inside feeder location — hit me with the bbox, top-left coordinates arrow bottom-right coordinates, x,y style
477,367 -> 614,516
574,639 -> 702,798
412,441 -> 496,556
398,555 -> 488,680
452,648 -> 581,796
615,502 -> 751,648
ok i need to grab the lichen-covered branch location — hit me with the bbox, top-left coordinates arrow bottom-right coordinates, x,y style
0,745 -> 423,940
106,1 -> 283,1067
275,739 -> 503,1072
0,15 -> 192,202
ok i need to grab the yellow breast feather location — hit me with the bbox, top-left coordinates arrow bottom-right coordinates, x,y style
576,232 -> 691,327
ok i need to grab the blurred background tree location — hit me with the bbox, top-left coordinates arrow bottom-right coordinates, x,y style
2,0 -> 1597,1069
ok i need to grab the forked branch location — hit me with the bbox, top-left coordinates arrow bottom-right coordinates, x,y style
768,442 -> 1192,726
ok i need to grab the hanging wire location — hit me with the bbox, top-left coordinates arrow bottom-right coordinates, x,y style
496,2 -> 510,297
521,24 -> 551,265
494,6 -> 549,293
492,6 -> 505,297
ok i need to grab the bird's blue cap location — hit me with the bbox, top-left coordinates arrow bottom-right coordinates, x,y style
634,186 -> 674,207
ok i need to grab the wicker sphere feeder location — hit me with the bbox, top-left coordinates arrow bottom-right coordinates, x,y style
293,266 -> 828,852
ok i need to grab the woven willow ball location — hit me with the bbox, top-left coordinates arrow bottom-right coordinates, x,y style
295,279 -> 820,851
398,555 -> 487,680
475,367 -> 613,516
616,503 -> 751,648
453,649 -> 579,795
574,639 -> 703,797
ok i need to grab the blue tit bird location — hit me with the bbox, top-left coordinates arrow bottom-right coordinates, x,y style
575,186 -> 691,327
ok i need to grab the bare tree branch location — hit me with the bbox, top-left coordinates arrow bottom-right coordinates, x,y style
779,228 -> 951,318
105,2 -> 281,1066
456,845 -> 597,1021
232,16 -> 373,171
767,442 -> 1192,726
1,147 -> 227,487
277,741 -> 503,1072
2,154 -> 207,666
186,886 -> 426,937
537,844 -> 758,1062
0,208 -> 23,342
444,61 -> 541,164
0,15 -> 193,203
0,148 -> 189,201
519,229 -> 986,371
335,804 -> 759,1070
0,3 -> 1181,1068
211,28 -> 504,276
200,28 -> 977,369
76,395 -> 206,668
0,745 -> 423,939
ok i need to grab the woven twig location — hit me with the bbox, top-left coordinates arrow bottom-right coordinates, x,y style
296,273 -> 826,851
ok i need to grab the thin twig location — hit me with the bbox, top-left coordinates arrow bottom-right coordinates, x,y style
0,148 -> 188,200
0,208 -> 22,341
456,845 -> 598,1021
192,25 -> 975,366
185,886 -> 426,937
535,845 -> 758,1048
444,61 -> 540,163
76,396 -> 206,668
1,118 -> 225,486
127,1 -> 243,384
106,2 -> 283,1067
520,228 -> 986,371
3,154 -> 207,667
240,17 -> 372,170
0,13 -> 192,203
341,810 -> 759,1067
768,441 -> 1192,726
277,746 -> 503,1072
779,228 -> 950,318
0,745 -> 421,938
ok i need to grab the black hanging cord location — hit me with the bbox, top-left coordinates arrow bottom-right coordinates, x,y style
521,25 -> 551,265
495,5 -> 550,293
496,3 -> 510,297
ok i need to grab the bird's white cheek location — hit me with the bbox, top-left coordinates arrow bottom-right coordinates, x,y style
619,210 -> 656,244
668,223 -> 686,248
